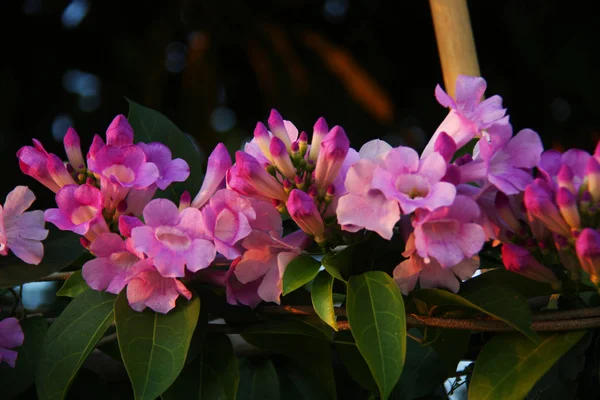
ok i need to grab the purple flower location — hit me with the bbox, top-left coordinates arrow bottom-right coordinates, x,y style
287,189 -> 325,242
125,259 -> 192,314
412,195 -> 486,268
137,142 -> 190,190
576,228 -> 600,286
131,199 -> 216,277
502,243 -> 561,289
44,184 -> 109,242
0,317 -> 24,368
422,75 -> 507,158
82,232 -> 144,294
524,178 -> 571,237
0,186 -> 48,265
538,149 -> 591,191
192,143 -> 232,208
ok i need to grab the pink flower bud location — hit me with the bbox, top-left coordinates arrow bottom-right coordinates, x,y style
556,187 -> 580,230
441,164 -> 461,185
576,228 -> 600,285
309,117 -> 329,161
268,109 -> 292,150
291,141 -> 300,154
501,243 -> 561,289
495,192 -> 520,232
287,189 -> 325,242
586,157 -> 600,202
557,164 -> 575,193
47,154 -> 77,189
86,134 -> 105,171
16,141 -> 61,192
298,132 -> 308,156
253,122 -> 272,162
191,143 -> 231,208
64,127 -> 86,172
269,136 -> 296,179
524,179 -> 570,237
106,114 -> 134,147
283,179 -> 293,193
433,132 -> 456,163
179,191 -> 191,210
314,126 -> 350,193
118,215 -> 143,238
228,152 -> 288,201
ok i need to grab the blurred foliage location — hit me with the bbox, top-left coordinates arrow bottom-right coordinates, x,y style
1,0 -> 598,208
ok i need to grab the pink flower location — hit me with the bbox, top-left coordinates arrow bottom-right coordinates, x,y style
131,199 -> 216,277
137,142 -> 190,191
86,134 -> 106,172
267,109 -> 298,151
0,317 -> 24,368
125,259 -> 192,314
106,114 -> 134,147
270,136 -> 296,180
538,149 -> 591,192
524,178 -> 571,237
0,186 -> 48,264
314,126 -> 350,193
82,232 -> 144,294
191,143 -> 232,208
502,243 -> 561,289
17,140 -> 66,193
227,152 -> 288,201
308,117 -> 329,161
63,127 -> 86,172
576,228 -> 600,286
44,184 -> 108,241
287,189 -> 325,242
234,230 -> 309,304
393,235 -> 479,294
422,75 -> 507,158
413,195 -> 486,268
199,258 -> 264,308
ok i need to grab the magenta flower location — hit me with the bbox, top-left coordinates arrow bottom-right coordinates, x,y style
0,186 -> 48,265
524,178 -> 571,237
131,199 -> 216,277
234,230 -> 309,304
191,143 -> 232,208
137,142 -> 190,190
17,140 -> 64,193
125,259 -> 192,314
0,318 -> 24,368
502,243 -> 561,289
44,184 -> 108,241
422,75 -> 507,158
86,134 -> 106,172
576,228 -> 600,286
82,232 -> 144,294
287,189 -> 325,242
106,114 -> 134,147
314,126 -> 350,193
270,136 -> 296,180
199,258 -> 264,308
227,151 -> 288,201
308,117 -> 329,161
267,109 -> 298,151
63,127 -> 86,172
412,195 -> 486,268
538,149 -> 591,191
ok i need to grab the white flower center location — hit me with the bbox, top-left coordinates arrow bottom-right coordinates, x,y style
155,226 -> 191,250
71,205 -> 98,225
103,164 -> 135,183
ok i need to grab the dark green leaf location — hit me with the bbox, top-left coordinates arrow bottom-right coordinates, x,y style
347,271 -> 406,400
321,251 -> 348,282
36,289 -> 116,400
238,358 -> 280,400
0,317 -> 48,398
127,99 -> 204,201
428,328 -> 471,377
415,287 -> 538,342
242,319 -> 336,398
276,358 -> 331,400
469,331 -> 586,400
334,331 -> 378,393
311,270 -> 337,331
114,292 -> 200,400
282,255 -> 322,295
163,334 -> 238,400
0,231 -> 84,288
56,270 -> 88,298
461,268 -> 556,299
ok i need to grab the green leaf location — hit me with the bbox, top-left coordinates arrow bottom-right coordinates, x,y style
163,334 -> 238,400
238,358 -> 280,400
461,268 -> 556,299
0,317 -> 48,398
114,292 -> 200,400
36,289 -> 116,400
428,328 -> 471,377
56,270 -> 88,298
347,271 -> 406,400
415,286 -> 538,342
469,331 -> 586,400
276,358 -> 332,400
0,231 -> 84,288
321,251 -> 348,282
126,99 -> 204,201
242,319 -> 337,398
311,270 -> 337,331
282,255 -> 322,295
334,331 -> 378,393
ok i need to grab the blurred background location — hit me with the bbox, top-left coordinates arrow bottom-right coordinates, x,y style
1,0 -> 598,208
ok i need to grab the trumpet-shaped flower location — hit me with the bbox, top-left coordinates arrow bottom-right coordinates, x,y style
287,189 -> 325,242
106,114 -> 134,147
63,127 -> 86,172
137,142 -> 190,191
576,228 -> 600,286
314,126 -> 350,193
0,186 -> 48,264
191,143 -> 232,208
0,318 -> 24,368
131,199 -> 216,277
502,243 -> 561,289
17,140 -> 65,193
227,151 -> 288,201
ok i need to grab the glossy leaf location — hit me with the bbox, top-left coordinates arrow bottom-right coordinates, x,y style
0,231 -> 84,288
238,358 -> 280,400
114,292 -> 200,400
36,289 -> 116,400
0,317 -> 48,398
347,271 -> 406,400
311,270 -> 337,331
334,331 -> 378,393
469,331 -> 586,400
282,255 -> 322,295
56,270 -> 88,298
127,99 -> 204,200
415,287 -> 538,342
163,334 -> 238,400
461,268 -> 555,299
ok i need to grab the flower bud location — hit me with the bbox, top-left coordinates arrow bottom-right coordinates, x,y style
524,179 -> 571,237
253,122 -> 272,162
314,126 -> 350,193
557,165 -> 575,193
179,191 -> 191,210
294,174 -> 306,190
283,179 -> 293,193
306,159 -> 316,172
106,114 -> 134,147
47,154 -> 77,189
269,136 -> 296,179
325,185 -> 335,203
495,192 -> 520,232
287,189 -> 325,242
433,131 -> 456,163
64,127 -> 86,172
298,131 -> 308,156
229,152 -> 288,201
586,157 -> 600,202
309,117 -> 328,161
556,187 -> 580,230
86,134 -> 105,172
268,109 -> 292,150
576,228 -> 600,286
501,243 -> 561,290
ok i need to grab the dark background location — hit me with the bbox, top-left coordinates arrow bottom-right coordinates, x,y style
1,0 -> 597,208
